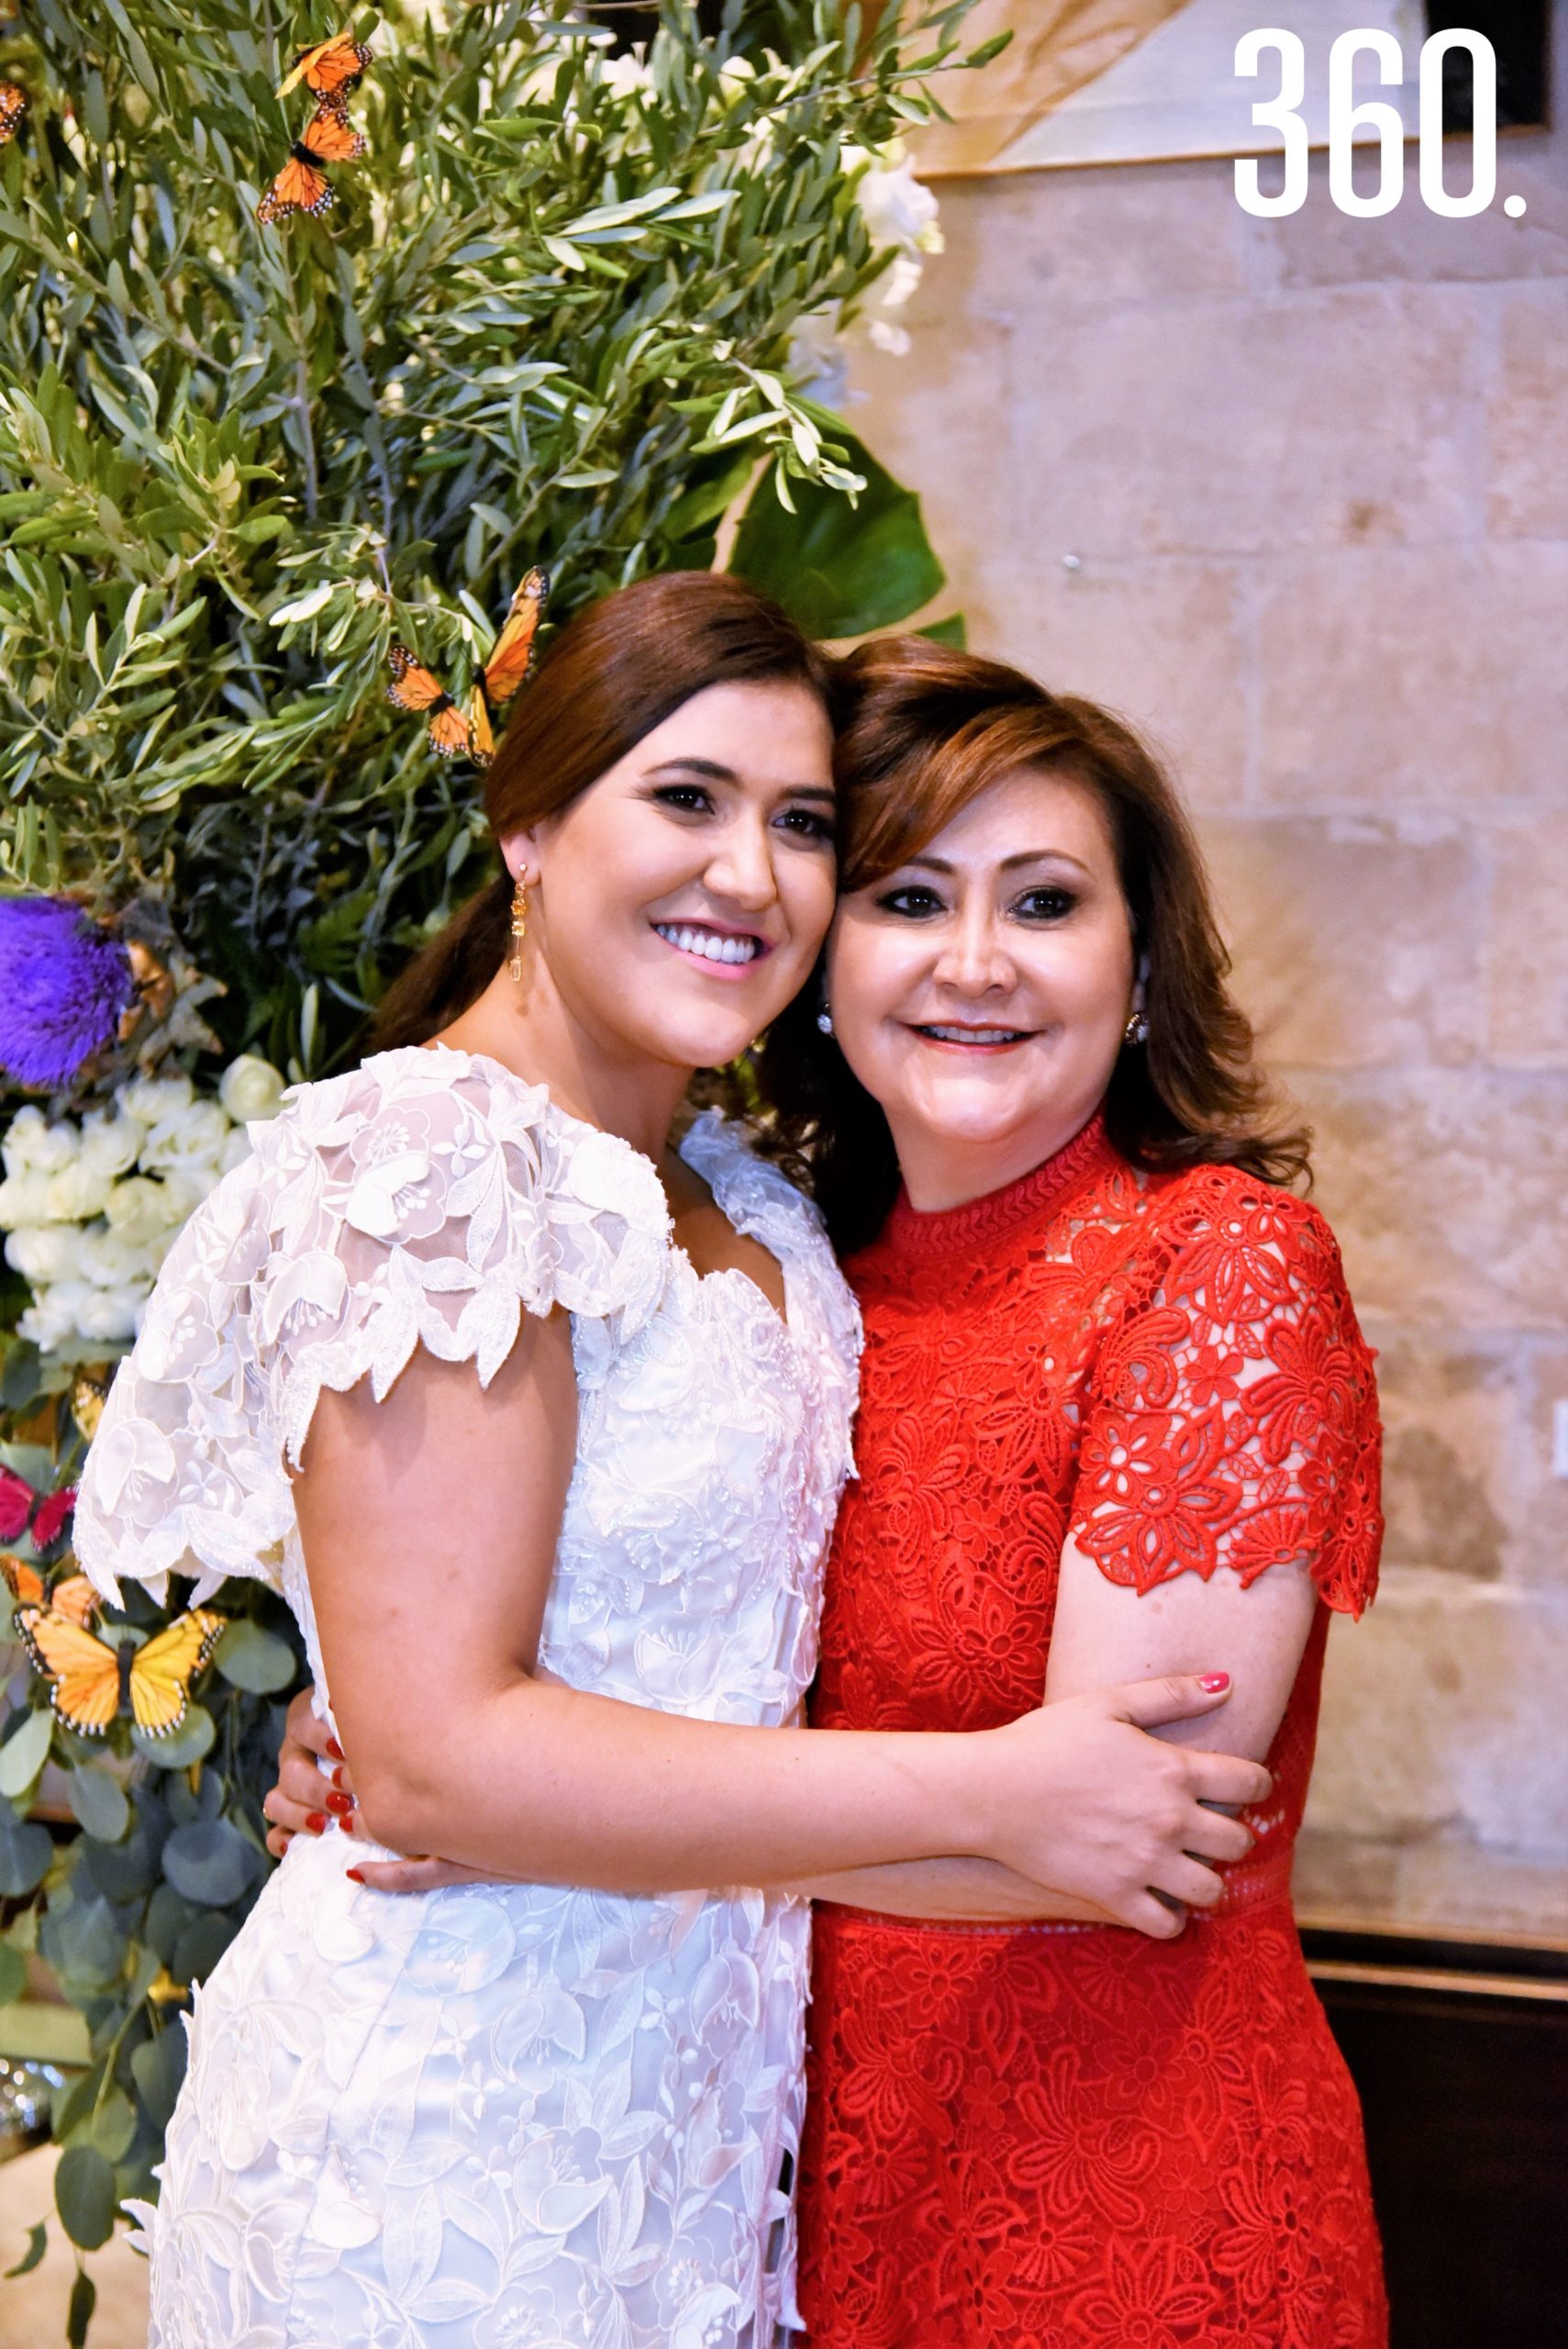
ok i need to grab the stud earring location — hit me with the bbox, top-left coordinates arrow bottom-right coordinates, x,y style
508,875 -> 529,983
817,1006 -> 834,1036
1123,1008 -> 1149,1046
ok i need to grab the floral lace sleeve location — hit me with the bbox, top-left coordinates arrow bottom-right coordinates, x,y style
74,1047 -> 673,1606
1071,1175 -> 1383,1616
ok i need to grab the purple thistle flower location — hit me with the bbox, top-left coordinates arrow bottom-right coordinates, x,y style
0,897 -> 136,1090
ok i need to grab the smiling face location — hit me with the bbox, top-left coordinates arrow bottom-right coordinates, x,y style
827,763 -> 1139,1212
505,677 -> 838,1076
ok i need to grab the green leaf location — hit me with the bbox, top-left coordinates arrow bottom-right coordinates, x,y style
0,1707 -> 55,1799
130,2024 -> 187,2131
161,1817 -> 259,1908
4,2223 -> 47,2278
729,427 -> 944,639
131,1704 -> 216,1770
55,2143 -> 117,2251
917,613 -> 968,647
0,1940 -> 26,2003
88,2086 -> 137,2164
66,1766 -> 131,1844
68,2266 -> 97,2348
214,1620 -> 297,1696
0,1800 -> 52,1897
172,1909 -> 239,1987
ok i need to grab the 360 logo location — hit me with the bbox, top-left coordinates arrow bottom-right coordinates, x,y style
1234,28 -> 1522,219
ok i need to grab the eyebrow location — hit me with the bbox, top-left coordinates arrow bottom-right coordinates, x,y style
644,757 -> 836,804
902,849 -> 1095,877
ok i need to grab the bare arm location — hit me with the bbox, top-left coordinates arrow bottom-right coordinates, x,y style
287,1321 -> 1270,1932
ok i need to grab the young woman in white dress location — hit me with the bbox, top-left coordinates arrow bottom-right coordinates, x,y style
77,573 -> 1268,2349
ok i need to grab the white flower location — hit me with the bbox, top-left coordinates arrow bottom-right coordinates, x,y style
79,1108 -> 146,1180
1,1109 -> 80,1176
849,142 -> 943,256
105,1176 -> 186,1249
598,50 -> 651,102
0,1171 -> 56,1229
72,1283 -> 147,1343
17,1286 -> 83,1352
119,1073 -> 195,1126
45,1159 -> 117,1223
76,1229 -> 160,1289
717,54 -> 756,103
218,1055 -> 286,1125
139,1099 -> 230,1179
6,1224 -> 84,1284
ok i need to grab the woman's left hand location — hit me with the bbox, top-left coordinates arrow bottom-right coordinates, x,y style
262,1685 -> 499,1895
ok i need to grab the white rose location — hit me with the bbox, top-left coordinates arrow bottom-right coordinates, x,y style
218,1055 -> 286,1125
105,1175 -> 185,1249
76,1229 -> 157,1289
139,1099 -> 230,1179
79,1108 -> 147,1180
17,1286 -> 81,1353
120,1073 -> 195,1126
0,1172 -> 55,1229
6,1225 -> 83,1284
72,1283 -> 148,1343
45,1159 -> 117,1222
854,148 -> 942,256
2,1107 -> 49,1179
0,1111 -> 80,1176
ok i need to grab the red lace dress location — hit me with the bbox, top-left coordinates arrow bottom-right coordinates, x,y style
798,1118 -> 1386,2349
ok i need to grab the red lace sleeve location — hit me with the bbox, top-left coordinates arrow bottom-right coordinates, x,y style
1071,1174 -> 1383,1616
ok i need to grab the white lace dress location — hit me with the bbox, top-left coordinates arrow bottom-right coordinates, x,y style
74,1044 -> 862,2349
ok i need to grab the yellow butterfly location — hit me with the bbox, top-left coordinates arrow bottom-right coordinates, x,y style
16,1604 -> 226,1739
1,1556 -> 98,1626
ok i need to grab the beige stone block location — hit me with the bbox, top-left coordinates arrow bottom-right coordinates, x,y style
956,557 -> 1248,805
997,284 -> 1475,559
1295,1068 -> 1568,1329
1293,1829 -> 1568,1940
1202,815 -> 1484,1066
1254,542 -> 1568,807
1244,143 -> 1568,292
1483,812 -> 1568,1066
1305,1569 -> 1568,1854
924,162 -> 1249,315
1362,1325 -> 1529,1582
1486,282 -> 1568,538
1518,1339 -> 1568,1596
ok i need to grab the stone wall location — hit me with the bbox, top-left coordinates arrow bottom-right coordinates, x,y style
845,35 -> 1568,1935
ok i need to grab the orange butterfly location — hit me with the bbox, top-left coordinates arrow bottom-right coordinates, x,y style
1,1556 -> 98,1627
277,29 -> 373,104
389,569 -> 551,766
17,1603 -> 225,1739
257,101 -> 366,227
0,83 -> 25,146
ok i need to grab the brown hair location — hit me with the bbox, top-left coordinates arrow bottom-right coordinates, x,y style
748,636 -> 1310,1255
373,571 -> 836,1051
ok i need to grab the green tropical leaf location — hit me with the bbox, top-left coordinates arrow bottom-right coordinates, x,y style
729,424 -> 944,639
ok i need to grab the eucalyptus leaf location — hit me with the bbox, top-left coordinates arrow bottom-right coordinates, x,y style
66,1765 -> 130,1844
68,2266 -> 98,2347
54,2143 -> 117,2251
4,2222 -> 47,2278
0,1706 -> 55,1799
214,1620 -> 297,1696
131,1703 -> 216,1770
0,1939 -> 26,2004
129,2023 -> 187,2132
0,1799 -> 52,1898
87,2086 -> 137,2164
161,1817 -> 260,1908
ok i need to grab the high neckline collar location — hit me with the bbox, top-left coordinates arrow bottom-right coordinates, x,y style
880,1112 -> 1118,1261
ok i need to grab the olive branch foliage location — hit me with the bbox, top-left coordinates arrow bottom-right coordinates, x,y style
0,0 -> 987,2317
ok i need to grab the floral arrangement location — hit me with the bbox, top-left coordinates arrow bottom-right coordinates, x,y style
0,0 -> 994,2321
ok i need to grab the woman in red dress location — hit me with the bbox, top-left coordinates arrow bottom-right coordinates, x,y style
769,640 -> 1385,2346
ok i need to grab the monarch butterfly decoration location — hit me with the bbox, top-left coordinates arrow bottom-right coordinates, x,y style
257,99 -> 368,226
387,568 -> 551,766
16,1602 -> 227,1740
0,82 -> 25,146
1,1556 -> 98,1627
276,28 -> 373,104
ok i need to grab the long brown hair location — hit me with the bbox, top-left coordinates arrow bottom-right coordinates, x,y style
748,637 -> 1310,1255
373,572 -> 836,1051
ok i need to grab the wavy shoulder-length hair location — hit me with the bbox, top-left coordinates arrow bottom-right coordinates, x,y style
744,636 -> 1310,1257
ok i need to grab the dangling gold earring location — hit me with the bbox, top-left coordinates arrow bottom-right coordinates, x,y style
508,875 -> 529,983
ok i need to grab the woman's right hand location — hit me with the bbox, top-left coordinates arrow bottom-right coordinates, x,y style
979,1674 -> 1270,1938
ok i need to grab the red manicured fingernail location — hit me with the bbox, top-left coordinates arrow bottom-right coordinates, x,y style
331,1765 -> 349,1791
1199,1673 -> 1230,1693
326,1737 -> 345,1762
346,1867 -> 365,1885
326,1791 -> 354,1816
306,1811 -> 328,1834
